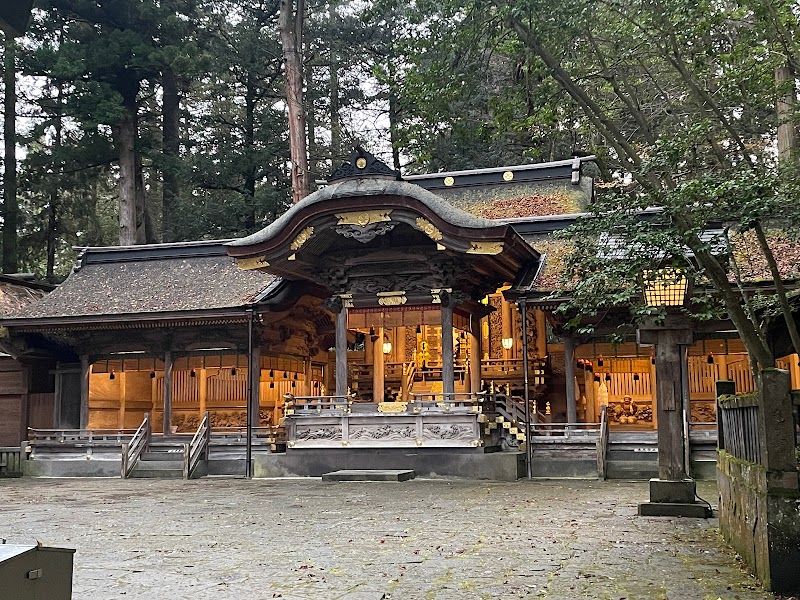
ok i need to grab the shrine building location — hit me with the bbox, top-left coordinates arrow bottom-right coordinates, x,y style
2,149 -> 797,480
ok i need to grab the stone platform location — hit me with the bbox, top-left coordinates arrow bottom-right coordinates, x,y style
322,469 -> 415,482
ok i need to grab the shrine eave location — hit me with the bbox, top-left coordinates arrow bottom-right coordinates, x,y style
225,178 -> 540,284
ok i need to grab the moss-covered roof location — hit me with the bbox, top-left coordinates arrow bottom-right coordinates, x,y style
0,277 -> 50,316
5,242 -> 276,322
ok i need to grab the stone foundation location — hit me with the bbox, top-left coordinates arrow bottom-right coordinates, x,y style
717,450 -> 800,593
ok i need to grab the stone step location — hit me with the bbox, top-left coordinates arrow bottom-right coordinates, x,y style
606,460 -> 659,480
129,469 -> 183,479
130,459 -> 184,479
141,451 -> 185,461
607,449 -> 660,462
322,469 -> 415,482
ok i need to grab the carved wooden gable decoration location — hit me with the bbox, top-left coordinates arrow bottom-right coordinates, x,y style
226,150 -> 541,307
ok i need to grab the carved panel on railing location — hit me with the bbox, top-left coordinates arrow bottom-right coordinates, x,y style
295,426 -> 342,441
422,424 -> 473,440
350,425 -> 415,440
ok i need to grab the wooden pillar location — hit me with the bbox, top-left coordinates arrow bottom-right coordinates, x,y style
118,372 -> 127,430
638,326 -> 693,481
80,355 -> 90,429
396,327 -> 406,367
198,369 -> 208,420
335,300 -> 348,396
163,351 -> 173,434
373,327 -> 384,401
469,326 -> 481,394
303,358 -> 312,395
249,347 -> 261,428
681,347 -> 692,478
564,335 -> 577,424
535,310 -> 547,358
442,303 -> 455,396
501,299 -> 513,360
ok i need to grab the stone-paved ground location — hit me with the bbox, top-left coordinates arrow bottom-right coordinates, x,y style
0,478 -> 772,600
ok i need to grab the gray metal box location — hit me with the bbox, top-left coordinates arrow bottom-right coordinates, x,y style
0,544 -> 75,600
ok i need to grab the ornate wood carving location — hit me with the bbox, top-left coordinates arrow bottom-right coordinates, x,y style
488,295 -> 503,358
327,147 -> 400,181
467,242 -> 504,255
335,221 -> 396,243
422,424 -> 473,440
349,424 -> 416,439
290,226 -> 314,251
405,327 -> 417,362
236,255 -> 269,270
295,426 -> 342,440
377,292 -> 407,306
334,210 -> 392,226
414,218 -> 442,241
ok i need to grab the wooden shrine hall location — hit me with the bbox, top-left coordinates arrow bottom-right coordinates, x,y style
3,148 -> 791,480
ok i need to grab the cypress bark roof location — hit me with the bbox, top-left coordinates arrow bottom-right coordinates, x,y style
6,241 -> 276,322
0,276 -> 51,316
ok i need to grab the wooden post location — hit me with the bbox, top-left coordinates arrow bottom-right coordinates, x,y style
442,303 -> 455,396
469,326 -> 481,394
501,299 -> 512,361
638,326 -> 693,481
335,299 -> 348,396
303,358 -> 312,396
249,347 -> 261,428
680,347 -> 692,478
535,310 -> 547,358
564,335 -> 577,425
396,326 -> 406,369
163,351 -> 173,434
118,372 -> 127,430
198,368 -> 208,421
79,355 -> 90,429
373,327 -> 384,401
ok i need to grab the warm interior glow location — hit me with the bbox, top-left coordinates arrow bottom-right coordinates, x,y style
501,337 -> 513,350
643,268 -> 689,307
382,341 -> 393,354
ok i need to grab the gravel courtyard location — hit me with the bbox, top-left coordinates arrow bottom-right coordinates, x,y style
0,477 -> 771,599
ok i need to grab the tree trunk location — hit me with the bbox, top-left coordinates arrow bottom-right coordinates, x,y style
47,83 -> 63,281
776,64 -> 796,163
243,76 -> 257,230
329,2 -> 341,165
3,35 -> 18,273
112,84 -> 145,246
279,0 -> 310,203
161,68 -> 181,243
388,86 -> 402,172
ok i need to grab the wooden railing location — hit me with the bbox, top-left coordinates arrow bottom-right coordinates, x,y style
408,391 -> 483,412
184,411 -> 211,479
596,405 -> 609,480
726,360 -> 755,394
0,447 -> 23,477
718,392 -> 761,465
27,428 -> 138,445
284,394 -> 354,416
121,414 -> 151,479
481,358 -> 545,385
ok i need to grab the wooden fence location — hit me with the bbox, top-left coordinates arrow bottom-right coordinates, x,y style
717,386 -> 761,465
0,446 -> 23,477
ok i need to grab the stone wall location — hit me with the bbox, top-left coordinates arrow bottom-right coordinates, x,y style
718,450 -> 800,592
